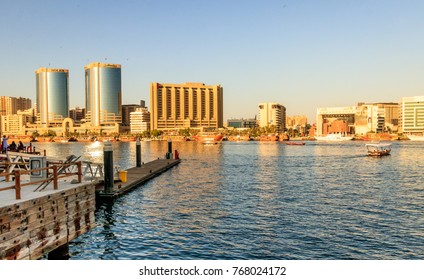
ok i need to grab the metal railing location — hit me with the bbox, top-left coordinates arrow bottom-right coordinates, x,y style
0,161 -> 82,200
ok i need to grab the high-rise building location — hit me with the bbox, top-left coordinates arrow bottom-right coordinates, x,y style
130,107 -> 150,134
399,96 -> 424,134
35,68 -> 69,127
258,102 -> 286,133
84,62 -> 122,127
150,82 -> 223,131
0,96 -> 32,116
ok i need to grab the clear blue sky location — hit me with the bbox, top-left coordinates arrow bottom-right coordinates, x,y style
1,0 -> 424,122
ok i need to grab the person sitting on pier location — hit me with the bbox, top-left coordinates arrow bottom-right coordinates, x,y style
9,141 -> 17,152
17,141 -> 25,152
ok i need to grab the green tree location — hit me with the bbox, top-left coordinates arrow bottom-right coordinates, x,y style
150,129 -> 163,139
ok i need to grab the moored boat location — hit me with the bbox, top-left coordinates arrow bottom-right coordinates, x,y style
315,133 -> 353,141
365,143 -> 392,156
193,133 -> 223,144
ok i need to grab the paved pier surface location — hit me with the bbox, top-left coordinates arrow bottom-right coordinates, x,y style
97,158 -> 181,199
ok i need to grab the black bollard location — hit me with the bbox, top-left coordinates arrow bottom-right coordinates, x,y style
166,138 -> 172,159
103,141 -> 114,194
136,138 -> 141,167
168,138 -> 172,154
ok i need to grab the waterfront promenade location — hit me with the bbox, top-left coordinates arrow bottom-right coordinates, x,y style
0,143 -> 181,259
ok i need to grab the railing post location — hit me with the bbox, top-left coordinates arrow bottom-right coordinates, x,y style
53,165 -> 58,190
5,162 -> 10,182
77,161 -> 82,183
14,170 -> 21,199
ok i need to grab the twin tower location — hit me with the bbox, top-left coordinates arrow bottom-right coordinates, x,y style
35,62 -> 122,128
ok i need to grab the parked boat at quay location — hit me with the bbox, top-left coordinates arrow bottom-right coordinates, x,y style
193,132 -> 224,144
365,143 -> 392,156
314,133 -> 353,141
407,134 -> 424,141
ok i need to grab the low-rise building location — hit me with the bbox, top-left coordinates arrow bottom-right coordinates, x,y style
130,107 -> 150,134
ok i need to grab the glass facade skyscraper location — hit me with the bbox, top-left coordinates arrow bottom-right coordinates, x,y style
35,68 -> 69,127
84,62 -> 122,127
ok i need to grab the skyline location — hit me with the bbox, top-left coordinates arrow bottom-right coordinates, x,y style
1,0 -> 424,122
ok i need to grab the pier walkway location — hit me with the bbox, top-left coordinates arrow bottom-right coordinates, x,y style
97,158 -> 181,199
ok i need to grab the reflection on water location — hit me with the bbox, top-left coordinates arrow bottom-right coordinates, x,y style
39,140 -> 424,259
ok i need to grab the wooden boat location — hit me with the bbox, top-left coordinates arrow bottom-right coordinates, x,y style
193,133 -> 224,144
365,143 -> 391,156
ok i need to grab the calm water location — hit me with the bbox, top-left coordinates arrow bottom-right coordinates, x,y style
34,140 -> 424,259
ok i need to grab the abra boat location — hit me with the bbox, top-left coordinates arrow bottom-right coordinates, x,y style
193,133 -> 224,144
407,134 -> 424,141
314,133 -> 353,141
365,143 -> 392,156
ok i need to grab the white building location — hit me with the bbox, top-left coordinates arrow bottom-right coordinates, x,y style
258,102 -> 286,133
130,108 -> 150,134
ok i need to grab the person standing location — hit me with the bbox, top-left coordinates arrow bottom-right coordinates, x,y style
2,135 -> 9,153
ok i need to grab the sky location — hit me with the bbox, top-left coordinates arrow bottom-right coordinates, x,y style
1,0 -> 424,122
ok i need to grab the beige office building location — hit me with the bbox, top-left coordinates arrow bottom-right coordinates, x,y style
258,102 -> 286,133
150,82 -> 223,131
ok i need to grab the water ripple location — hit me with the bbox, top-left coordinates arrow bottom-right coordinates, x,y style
49,141 -> 424,259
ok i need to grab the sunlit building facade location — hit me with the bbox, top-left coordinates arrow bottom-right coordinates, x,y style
130,107 -> 150,134
258,102 -> 286,133
150,82 -> 223,131
317,103 -> 399,136
84,62 -> 122,127
0,96 -> 32,116
35,68 -> 69,127
399,96 -> 424,134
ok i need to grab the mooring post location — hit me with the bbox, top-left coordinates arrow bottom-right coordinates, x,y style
136,138 -> 141,167
104,140 -> 114,194
166,138 -> 172,159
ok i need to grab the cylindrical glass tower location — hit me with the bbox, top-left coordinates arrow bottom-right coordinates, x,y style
84,62 -> 122,127
35,68 -> 69,127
